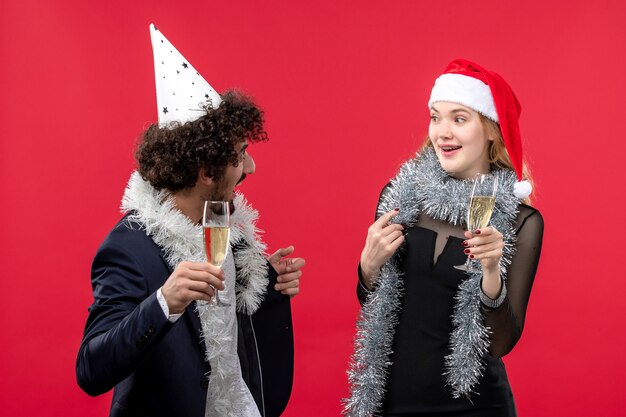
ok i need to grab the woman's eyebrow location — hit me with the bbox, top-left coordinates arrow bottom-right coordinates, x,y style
430,106 -> 470,114
450,108 -> 471,114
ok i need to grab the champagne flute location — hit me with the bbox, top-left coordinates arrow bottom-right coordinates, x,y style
454,173 -> 498,273
203,201 -> 231,306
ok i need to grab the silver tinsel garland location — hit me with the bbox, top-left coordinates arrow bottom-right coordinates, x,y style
343,148 -> 521,416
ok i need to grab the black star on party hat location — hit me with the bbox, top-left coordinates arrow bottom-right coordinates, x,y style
149,23 -> 222,126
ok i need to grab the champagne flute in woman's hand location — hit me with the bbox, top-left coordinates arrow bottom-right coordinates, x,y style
203,201 -> 231,306
454,173 -> 498,273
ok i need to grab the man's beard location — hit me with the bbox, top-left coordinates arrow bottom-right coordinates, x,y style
207,173 -> 246,214
207,190 -> 236,214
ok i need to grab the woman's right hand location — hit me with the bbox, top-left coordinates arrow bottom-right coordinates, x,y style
360,209 -> 405,290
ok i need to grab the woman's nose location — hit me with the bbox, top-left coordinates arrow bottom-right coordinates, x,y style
437,121 -> 452,139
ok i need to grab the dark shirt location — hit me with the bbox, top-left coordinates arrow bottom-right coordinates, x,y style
358,190 -> 544,416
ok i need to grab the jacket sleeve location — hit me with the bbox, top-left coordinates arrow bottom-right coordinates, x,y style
482,207 -> 544,357
76,242 -> 172,396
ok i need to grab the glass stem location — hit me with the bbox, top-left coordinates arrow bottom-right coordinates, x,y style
464,255 -> 473,272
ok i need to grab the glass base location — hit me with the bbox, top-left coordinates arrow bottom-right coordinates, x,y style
454,259 -> 480,274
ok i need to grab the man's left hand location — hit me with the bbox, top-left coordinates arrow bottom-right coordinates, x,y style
268,246 -> 305,297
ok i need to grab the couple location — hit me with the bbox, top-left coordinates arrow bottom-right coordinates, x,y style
76,25 -> 543,417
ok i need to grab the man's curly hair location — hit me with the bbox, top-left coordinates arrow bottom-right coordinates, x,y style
136,90 -> 268,192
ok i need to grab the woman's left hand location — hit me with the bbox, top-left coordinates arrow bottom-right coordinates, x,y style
463,226 -> 503,274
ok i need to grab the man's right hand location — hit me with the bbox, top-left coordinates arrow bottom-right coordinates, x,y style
161,262 -> 225,314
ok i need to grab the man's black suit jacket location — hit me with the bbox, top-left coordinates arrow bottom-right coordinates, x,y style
76,216 -> 294,417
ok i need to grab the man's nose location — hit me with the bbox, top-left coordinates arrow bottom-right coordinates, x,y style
243,154 -> 256,175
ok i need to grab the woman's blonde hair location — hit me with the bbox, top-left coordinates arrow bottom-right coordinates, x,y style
422,113 -> 533,204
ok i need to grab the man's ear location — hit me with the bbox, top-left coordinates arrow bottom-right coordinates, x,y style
198,168 -> 215,186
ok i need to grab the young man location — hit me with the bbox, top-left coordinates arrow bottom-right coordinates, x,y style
76,25 -> 304,417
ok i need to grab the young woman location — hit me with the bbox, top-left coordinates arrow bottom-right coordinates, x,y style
344,59 -> 544,417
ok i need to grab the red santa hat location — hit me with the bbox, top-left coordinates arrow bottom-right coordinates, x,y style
428,59 -> 531,199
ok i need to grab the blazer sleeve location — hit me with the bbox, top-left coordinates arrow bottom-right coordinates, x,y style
76,236 -> 172,396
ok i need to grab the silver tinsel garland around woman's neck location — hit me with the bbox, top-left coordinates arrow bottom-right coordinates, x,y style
343,147 -> 522,416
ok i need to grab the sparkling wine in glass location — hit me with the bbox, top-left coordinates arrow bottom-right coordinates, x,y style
203,201 -> 231,306
455,173 -> 498,273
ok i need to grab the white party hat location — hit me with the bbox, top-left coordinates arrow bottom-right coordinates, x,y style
149,23 -> 222,126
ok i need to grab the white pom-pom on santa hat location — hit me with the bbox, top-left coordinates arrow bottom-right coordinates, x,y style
513,180 -> 532,199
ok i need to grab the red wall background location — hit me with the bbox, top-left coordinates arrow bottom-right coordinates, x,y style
1,1 -> 625,416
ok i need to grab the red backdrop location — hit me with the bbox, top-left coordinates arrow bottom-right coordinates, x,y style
1,1 -> 625,416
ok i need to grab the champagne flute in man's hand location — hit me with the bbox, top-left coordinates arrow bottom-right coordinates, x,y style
203,201 -> 231,306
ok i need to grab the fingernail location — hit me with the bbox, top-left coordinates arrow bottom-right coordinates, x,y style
462,241 -> 468,247
394,207 -> 400,211
470,254 -> 475,259
474,229 -> 481,235
464,249 -> 470,254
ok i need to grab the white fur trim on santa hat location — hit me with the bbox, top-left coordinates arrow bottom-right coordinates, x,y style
513,180 -> 532,199
428,73 -> 498,122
